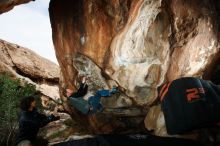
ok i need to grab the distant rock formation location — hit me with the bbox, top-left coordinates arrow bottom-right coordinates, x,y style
0,39 -> 60,106
0,0 -> 32,14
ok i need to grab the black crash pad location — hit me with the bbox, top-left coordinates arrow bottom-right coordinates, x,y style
53,134 -> 201,146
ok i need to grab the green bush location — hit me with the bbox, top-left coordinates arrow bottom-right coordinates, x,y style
0,74 -> 37,146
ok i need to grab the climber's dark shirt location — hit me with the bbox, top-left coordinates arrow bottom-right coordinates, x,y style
15,109 -> 51,145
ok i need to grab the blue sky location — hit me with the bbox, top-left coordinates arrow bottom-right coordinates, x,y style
0,0 -> 58,64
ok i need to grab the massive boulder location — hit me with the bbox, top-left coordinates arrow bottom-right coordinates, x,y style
49,0 -> 220,135
1,0 -> 219,139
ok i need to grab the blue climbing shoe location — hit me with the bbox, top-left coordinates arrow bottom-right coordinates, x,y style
110,86 -> 119,94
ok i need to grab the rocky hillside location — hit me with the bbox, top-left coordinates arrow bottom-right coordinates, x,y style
0,39 -> 60,102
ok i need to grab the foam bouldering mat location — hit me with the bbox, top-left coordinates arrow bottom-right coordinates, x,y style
53,134 -> 201,146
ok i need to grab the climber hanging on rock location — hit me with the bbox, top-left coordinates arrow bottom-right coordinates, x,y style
65,77 -> 119,115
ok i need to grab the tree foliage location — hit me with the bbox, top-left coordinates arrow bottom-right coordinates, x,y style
0,74 -> 37,145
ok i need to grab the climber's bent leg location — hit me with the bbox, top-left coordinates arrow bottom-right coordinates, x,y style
96,89 -> 111,97
96,87 -> 118,97
88,94 -> 101,113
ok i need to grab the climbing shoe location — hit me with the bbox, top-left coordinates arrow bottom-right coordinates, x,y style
110,86 -> 119,94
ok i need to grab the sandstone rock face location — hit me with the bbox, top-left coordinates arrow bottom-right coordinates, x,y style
0,0 -> 32,14
49,0 -> 220,135
0,39 -> 60,103
167,0 -> 220,81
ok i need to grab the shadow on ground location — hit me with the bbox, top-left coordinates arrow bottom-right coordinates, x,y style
52,134 -> 209,146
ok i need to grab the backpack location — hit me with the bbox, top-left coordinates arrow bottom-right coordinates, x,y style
158,77 -> 220,134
